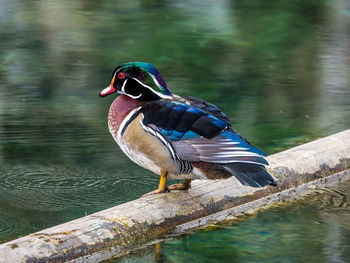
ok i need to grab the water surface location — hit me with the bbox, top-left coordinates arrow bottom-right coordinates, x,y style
114,180 -> 350,263
0,0 -> 350,261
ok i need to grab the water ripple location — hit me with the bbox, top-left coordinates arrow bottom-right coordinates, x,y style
306,184 -> 350,211
0,164 -> 157,212
0,163 -> 160,243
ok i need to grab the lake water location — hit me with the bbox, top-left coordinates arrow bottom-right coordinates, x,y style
115,180 -> 350,263
0,0 -> 350,261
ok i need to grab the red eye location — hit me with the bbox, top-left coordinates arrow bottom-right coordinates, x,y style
118,72 -> 125,79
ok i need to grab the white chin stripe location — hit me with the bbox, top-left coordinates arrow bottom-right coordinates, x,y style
121,79 -> 128,93
127,93 -> 142,99
120,79 -> 142,99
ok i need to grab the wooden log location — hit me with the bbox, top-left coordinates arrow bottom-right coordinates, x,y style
0,129 -> 350,263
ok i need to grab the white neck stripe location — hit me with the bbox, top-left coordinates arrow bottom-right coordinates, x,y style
149,73 -> 164,91
131,77 -> 172,99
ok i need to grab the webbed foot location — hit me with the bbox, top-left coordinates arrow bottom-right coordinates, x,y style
141,187 -> 170,197
168,179 -> 191,191
142,169 -> 169,197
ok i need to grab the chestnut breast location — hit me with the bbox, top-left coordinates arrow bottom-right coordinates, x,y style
108,95 -> 143,134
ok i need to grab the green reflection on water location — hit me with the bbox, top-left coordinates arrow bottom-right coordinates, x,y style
115,180 -> 350,263
0,0 -> 350,261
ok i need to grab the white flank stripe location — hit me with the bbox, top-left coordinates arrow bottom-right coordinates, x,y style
116,106 -> 142,139
139,117 -> 177,162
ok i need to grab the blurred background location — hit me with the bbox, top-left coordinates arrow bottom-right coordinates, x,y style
0,0 -> 350,262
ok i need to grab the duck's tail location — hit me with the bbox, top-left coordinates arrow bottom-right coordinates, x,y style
223,163 -> 277,187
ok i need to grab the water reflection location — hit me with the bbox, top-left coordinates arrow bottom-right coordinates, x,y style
114,180 -> 350,263
0,0 -> 350,260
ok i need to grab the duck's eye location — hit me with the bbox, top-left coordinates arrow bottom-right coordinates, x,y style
118,72 -> 125,79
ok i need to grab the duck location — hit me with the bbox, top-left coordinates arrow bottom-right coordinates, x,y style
99,62 -> 277,196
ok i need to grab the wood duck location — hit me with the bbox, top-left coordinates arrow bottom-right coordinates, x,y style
99,62 -> 277,196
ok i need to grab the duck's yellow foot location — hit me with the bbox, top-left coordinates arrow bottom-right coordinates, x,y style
141,187 -> 170,197
142,169 -> 169,197
168,179 -> 192,191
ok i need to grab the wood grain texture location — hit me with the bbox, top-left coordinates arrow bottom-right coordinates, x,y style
0,129 -> 350,263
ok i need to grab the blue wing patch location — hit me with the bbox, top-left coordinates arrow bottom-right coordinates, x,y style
140,101 -> 229,141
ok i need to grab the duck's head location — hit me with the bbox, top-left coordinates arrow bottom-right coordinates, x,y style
99,62 -> 172,101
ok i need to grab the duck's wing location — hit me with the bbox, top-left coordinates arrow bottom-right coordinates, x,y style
137,100 -> 276,187
138,100 -> 268,166
179,95 -> 232,124
171,132 -> 268,165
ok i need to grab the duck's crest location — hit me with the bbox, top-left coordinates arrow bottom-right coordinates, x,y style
120,62 -> 172,96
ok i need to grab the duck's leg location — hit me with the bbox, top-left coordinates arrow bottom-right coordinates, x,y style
142,170 -> 169,197
155,242 -> 162,262
168,179 -> 192,191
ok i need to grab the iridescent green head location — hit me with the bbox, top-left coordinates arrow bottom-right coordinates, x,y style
99,62 -> 172,101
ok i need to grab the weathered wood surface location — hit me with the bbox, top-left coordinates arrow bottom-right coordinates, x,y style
0,129 -> 350,263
